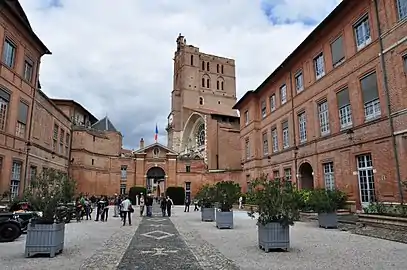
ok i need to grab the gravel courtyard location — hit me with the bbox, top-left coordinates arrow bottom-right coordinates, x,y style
171,206 -> 407,270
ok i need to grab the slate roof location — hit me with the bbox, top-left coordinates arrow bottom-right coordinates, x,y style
91,116 -> 118,132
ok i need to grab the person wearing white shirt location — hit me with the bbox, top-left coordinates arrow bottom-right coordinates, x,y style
121,197 -> 132,226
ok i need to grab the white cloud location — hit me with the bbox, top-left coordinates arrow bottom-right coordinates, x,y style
20,0 -> 339,148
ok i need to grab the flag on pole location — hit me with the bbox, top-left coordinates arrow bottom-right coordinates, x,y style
154,124 -> 158,142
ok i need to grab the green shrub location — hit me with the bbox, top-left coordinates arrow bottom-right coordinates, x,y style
128,186 -> 147,204
214,181 -> 241,212
308,188 -> 347,213
166,186 -> 185,205
298,189 -> 313,212
195,184 -> 216,208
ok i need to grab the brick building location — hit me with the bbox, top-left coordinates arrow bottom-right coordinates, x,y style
233,0 -> 407,210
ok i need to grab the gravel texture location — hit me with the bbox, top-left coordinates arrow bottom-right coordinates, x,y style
171,207 -> 407,270
0,207 -> 139,270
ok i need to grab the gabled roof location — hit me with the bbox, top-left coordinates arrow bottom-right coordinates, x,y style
91,116 -> 118,132
133,142 -> 178,155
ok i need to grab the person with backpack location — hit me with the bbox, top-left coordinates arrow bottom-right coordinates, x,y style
160,196 -> 167,217
166,196 -> 174,217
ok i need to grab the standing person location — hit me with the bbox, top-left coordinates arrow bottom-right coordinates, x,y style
160,196 -> 167,217
238,196 -> 243,209
166,196 -> 174,217
139,193 -> 145,216
184,196 -> 190,212
75,197 -> 83,222
100,196 -> 109,222
120,196 -> 132,226
113,194 -> 119,217
95,197 -> 101,221
84,197 -> 92,220
146,194 -> 153,217
193,199 -> 199,211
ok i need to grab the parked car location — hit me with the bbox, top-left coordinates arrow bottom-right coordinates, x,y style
0,206 -> 22,242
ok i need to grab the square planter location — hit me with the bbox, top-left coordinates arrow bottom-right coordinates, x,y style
258,222 -> 290,252
318,212 -> 338,229
25,222 -> 65,258
216,210 -> 233,229
201,207 -> 215,222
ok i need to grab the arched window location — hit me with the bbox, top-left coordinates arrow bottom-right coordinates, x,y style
221,65 -> 224,74
190,55 -> 194,66
206,78 -> 210,88
217,81 -> 219,90
217,64 -> 219,73
201,78 -> 205,87
221,81 -> 224,90
199,97 -> 204,105
207,62 -> 210,71
202,61 -> 205,70
196,123 -> 205,147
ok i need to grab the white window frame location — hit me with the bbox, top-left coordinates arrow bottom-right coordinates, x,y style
354,16 -> 371,51
357,154 -> 376,207
314,54 -> 325,80
397,0 -> 407,20
271,128 -> 278,153
261,100 -> 267,118
282,124 -> 289,149
280,84 -> 287,104
284,168 -> 292,182
270,95 -> 276,111
11,161 -> 21,199
318,101 -> 330,136
262,132 -> 268,156
2,39 -> 16,68
298,113 -> 307,143
121,165 -> 127,180
244,111 -> 249,125
295,72 -> 304,93
364,98 -> 381,120
323,162 -> 335,190
339,104 -> 353,129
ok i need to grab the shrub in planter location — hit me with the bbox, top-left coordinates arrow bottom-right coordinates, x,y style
22,169 -> 76,258
308,188 -> 347,229
248,175 -> 302,252
196,184 -> 216,222
128,186 -> 147,204
214,181 -> 241,229
166,186 -> 185,205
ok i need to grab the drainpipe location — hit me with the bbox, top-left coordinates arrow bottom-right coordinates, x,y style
373,0 -> 404,204
288,70 -> 299,189
67,108 -> 75,178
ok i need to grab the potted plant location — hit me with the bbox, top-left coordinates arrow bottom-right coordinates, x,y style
23,169 -> 76,258
214,181 -> 241,229
196,184 -> 216,222
307,188 -> 347,229
248,175 -> 302,252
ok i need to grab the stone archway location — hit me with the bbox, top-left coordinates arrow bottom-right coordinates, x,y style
299,162 -> 314,190
180,113 -> 206,155
146,167 -> 166,197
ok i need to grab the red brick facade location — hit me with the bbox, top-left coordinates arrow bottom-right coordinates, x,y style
234,0 -> 407,210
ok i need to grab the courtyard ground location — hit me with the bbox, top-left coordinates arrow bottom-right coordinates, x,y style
1,205 -> 407,269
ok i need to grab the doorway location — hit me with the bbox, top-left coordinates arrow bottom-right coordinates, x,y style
357,154 -> 376,208
146,167 -> 166,197
299,162 -> 314,190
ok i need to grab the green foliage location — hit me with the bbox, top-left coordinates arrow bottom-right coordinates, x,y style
22,169 -> 77,223
298,189 -> 313,212
128,186 -> 147,204
214,181 -> 241,212
307,188 -> 347,213
166,186 -> 185,205
364,202 -> 407,217
247,175 -> 302,227
195,184 -> 216,208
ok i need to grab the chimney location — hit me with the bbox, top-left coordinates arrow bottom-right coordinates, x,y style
139,138 -> 144,149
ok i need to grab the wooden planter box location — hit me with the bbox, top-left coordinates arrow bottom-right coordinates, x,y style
201,208 -> 215,222
216,210 -> 233,229
25,222 -> 65,258
318,212 -> 338,229
258,222 -> 290,252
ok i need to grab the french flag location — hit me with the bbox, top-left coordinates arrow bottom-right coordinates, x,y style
154,124 -> 158,142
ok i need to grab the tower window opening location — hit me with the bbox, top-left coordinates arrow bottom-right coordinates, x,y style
206,78 -> 210,88
199,97 -> 204,105
202,61 -> 205,70
217,81 -> 219,90
201,78 -> 205,87
190,55 -> 194,66
221,65 -> 224,74
217,64 -> 219,73
207,62 -> 210,71
221,81 -> 224,90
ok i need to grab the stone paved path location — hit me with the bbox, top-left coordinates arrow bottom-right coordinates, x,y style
117,205 -> 202,270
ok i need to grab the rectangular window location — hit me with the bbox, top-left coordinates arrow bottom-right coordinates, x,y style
186,165 -> 191,172
120,183 -> 126,195
273,170 -> 280,180
59,129 -> 64,153
354,17 -> 371,50
29,166 -> 37,183
53,124 -> 59,151
244,110 -> 249,125
337,88 -> 353,129
0,88 -> 10,131
403,55 -> 407,73
284,168 -> 292,182
185,182 -> 191,191
261,100 -> 267,118
318,101 -> 330,135
398,0 -> 407,19
280,84 -> 287,104
121,165 -> 127,180
314,53 -> 325,80
323,162 -> 335,190
262,132 -> 269,156
65,133 -> 70,155
2,39 -> 16,68
23,59 -> 34,82
360,72 -> 381,120
331,36 -> 345,67
16,101 -> 28,138
270,94 -> 276,111
295,72 -> 304,93
245,138 -> 250,160
11,161 -> 22,199
282,121 -> 289,149
298,112 -> 307,143
271,128 -> 278,153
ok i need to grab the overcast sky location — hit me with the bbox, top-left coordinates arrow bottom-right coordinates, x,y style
20,0 -> 341,149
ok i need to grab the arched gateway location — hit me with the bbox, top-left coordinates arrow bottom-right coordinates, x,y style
146,167 -> 166,197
